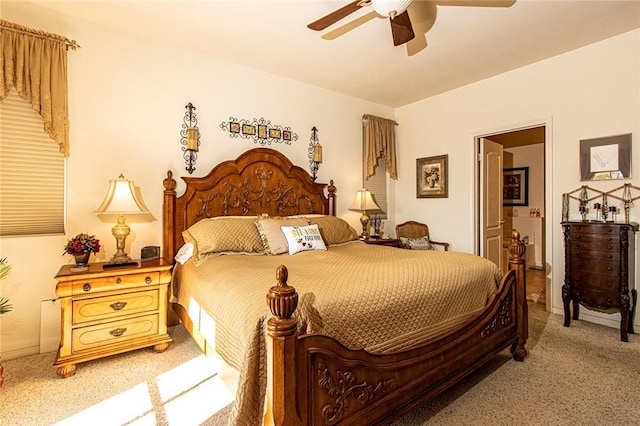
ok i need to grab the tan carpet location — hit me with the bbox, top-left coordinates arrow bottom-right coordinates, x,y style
2,300 -> 639,425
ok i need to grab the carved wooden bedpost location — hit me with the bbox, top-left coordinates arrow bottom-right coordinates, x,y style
327,179 -> 336,216
508,230 -> 528,361
266,265 -> 301,426
163,171 -> 177,263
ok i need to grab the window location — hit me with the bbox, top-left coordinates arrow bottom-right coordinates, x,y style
363,146 -> 388,219
0,90 -> 65,236
361,114 -> 397,220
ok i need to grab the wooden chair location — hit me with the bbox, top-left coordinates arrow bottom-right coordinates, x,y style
395,220 -> 450,251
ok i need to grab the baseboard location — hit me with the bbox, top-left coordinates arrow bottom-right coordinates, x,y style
1,345 -> 41,361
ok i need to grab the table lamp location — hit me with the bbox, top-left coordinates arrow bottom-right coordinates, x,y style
95,174 -> 149,267
349,188 -> 381,239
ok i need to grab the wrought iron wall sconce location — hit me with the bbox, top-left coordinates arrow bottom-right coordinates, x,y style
308,126 -> 322,181
180,102 -> 200,174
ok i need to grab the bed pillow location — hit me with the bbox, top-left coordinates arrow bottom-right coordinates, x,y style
400,236 -> 435,250
255,217 -> 309,255
307,215 -> 358,246
280,224 -> 327,255
182,216 -> 265,261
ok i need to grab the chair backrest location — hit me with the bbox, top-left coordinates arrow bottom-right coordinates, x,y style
395,221 -> 430,239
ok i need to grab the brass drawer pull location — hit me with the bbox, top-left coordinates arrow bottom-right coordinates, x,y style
109,327 -> 127,337
145,276 -> 152,284
115,277 -> 122,284
109,301 -> 127,311
83,283 -> 91,292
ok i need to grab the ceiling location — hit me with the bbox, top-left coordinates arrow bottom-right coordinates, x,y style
27,0 -> 640,108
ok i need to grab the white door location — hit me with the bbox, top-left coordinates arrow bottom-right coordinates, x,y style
480,138 -> 504,271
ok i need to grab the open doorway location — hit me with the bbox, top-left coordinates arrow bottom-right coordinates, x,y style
475,124 -> 549,311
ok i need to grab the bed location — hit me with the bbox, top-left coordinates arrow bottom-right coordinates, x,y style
162,147 -> 528,425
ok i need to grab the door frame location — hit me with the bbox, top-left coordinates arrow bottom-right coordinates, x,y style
472,117 -> 553,312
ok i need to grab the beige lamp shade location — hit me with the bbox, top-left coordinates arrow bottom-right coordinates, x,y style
96,174 -> 149,215
349,189 -> 381,239
349,188 -> 381,212
95,174 -> 149,266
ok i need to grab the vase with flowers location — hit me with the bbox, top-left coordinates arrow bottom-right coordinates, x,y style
63,233 -> 101,266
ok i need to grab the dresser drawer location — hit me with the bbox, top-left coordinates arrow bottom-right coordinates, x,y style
570,248 -> 619,261
72,289 -> 159,325
72,313 -> 159,352
71,271 -> 161,295
571,258 -> 619,277
571,241 -> 619,253
571,272 -> 619,292
571,232 -> 619,244
573,287 -> 620,311
570,224 -> 619,235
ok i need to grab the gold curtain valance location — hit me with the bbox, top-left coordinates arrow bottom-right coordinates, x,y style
363,114 -> 398,180
0,20 -> 79,157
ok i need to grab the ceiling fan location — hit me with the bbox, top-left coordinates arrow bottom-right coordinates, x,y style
308,0 -> 416,47
308,1 -> 516,49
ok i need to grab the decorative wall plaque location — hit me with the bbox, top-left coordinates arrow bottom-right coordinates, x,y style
220,116 -> 298,146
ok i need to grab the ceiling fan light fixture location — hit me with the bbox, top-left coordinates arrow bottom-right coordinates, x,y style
371,0 -> 412,18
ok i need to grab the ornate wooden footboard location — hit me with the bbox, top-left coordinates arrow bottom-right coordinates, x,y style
163,147 -> 527,425
265,234 -> 527,425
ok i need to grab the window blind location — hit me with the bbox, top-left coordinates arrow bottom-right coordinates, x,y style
0,90 -> 65,236
362,136 -> 387,219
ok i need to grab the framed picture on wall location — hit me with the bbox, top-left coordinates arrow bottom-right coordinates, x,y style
580,133 -> 632,181
503,167 -> 529,206
416,155 -> 448,198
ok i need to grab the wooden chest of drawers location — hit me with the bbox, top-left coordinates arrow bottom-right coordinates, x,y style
53,259 -> 173,377
562,221 -> 638,341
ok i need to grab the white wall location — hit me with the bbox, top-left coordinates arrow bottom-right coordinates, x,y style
395,29 -> 640,330
0,2 -> 394,358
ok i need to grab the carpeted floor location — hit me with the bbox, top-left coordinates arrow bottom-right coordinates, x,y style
2,279 -> 640,425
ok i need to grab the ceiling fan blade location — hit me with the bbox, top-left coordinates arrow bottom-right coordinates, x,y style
390,10 -> 415,46
308,1 -> 366,31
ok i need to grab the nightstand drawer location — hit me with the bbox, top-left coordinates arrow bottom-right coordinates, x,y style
72,289 -> 159,325
71,271 -> 161,295
72,314 -> 159,352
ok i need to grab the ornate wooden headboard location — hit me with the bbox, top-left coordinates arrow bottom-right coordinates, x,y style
162,147 -> 336,261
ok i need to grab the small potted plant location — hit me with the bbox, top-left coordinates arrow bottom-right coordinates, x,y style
63,233 -> 101,265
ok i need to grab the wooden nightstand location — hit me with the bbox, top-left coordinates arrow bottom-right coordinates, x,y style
53,258 -> 173,378
365,238 -> 401,247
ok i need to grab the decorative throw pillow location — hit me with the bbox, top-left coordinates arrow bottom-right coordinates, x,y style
182,216 -> 265,261
255,217 -> 310,255
400,236 -> 435,250
307,215 -> 358,246
280,224 -> 327,255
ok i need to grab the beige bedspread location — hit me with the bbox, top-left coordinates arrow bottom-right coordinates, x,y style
171,241 -> 502,425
